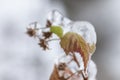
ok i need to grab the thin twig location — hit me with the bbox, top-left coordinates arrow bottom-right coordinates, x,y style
29,22 -> 49,30
66,70 -> 82,80
67,58 -> 74,64
81,71 -> 88,80
39,27 -> 48,29
46,38 -> 60,42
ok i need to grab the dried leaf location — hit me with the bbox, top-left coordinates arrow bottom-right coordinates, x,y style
60,32 -> 89,70
42,32 -> 52,39
38,39 -> 49,50
50,65 -> 60,80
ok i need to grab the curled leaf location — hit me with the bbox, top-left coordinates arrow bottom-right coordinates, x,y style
60,32 -> 89,70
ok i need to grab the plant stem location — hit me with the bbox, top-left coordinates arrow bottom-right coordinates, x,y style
47,38 -> 60,42
29,21 -> 48,30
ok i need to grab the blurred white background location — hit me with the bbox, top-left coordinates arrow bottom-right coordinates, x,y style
0,0 -> 120,80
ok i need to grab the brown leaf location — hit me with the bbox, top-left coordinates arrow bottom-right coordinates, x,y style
42,32 -> 52,39
38,39 -> 49,50
46,20 -> 52,27
50,65 -> 60,80
60,32 -> 89,71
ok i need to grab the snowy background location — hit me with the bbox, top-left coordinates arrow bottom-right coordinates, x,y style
0,0 -> 120,80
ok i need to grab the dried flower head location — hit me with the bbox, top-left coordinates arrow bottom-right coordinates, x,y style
38,39 -> 49,50
26,27 -> 36,37
42,32 -> 52,39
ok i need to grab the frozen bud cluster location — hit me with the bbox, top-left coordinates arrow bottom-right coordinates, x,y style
47,10 -> 97,80
26,10 -> 97,80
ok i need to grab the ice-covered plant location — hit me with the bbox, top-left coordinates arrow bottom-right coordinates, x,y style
26,10 -> 97,80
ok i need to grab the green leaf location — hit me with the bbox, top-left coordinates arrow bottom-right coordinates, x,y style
50,26 -> 63,38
